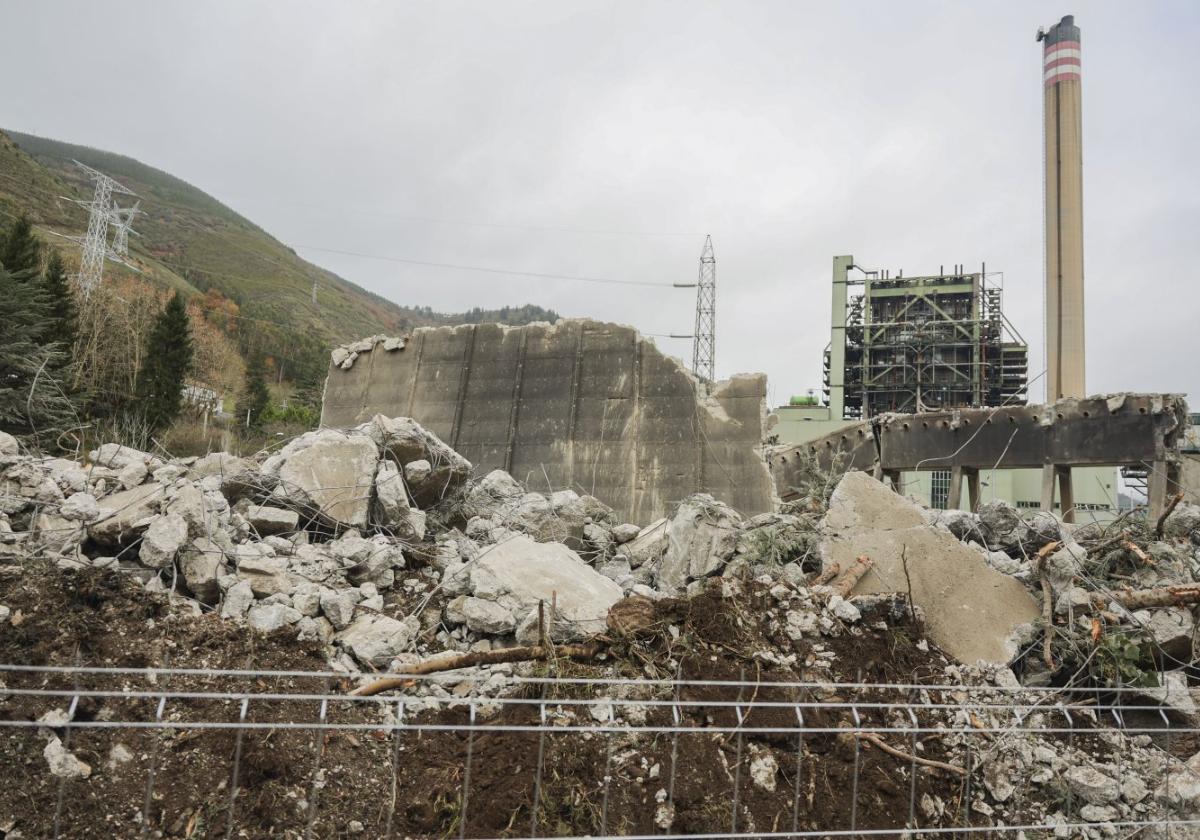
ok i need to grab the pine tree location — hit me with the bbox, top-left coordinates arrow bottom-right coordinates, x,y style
0,214 -> 42,277
0,265 -> 74,448
40,250 -> 77,354
135,292 -> 194,432
241,354 -> 271,427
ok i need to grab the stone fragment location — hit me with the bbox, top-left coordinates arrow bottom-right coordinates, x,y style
366,415 -> 471,507
267,431 -> 378,527
470,535 -> 622,642
178,537 -> 227,603
220,580 -> 254,619
88,483 -> 163,545
59,492 -> 100,523
139,513 -> 188,568
625,519 -> 668,568
44,737 -> 91,779
1065,766 -> 1120,805
747,744 -> 778,792
117,460 -> 148,489
247,603 -> 302,633
373,460 -> 422,535
612,523 -> 641,544
337,614 -> 418,667
462,470 -> 524,520
1134,607 -> 1195,664
90,443 -> 160,471
236,550 -> 294,597
246,505 -> 299,536
446,595 -> 517,635
291,583 -> 323,618
403,459 -> 431,485
0,431 -> 17,455
818,471 -> 1040,664
657,494 -> 743,591
320,589 -> 357,630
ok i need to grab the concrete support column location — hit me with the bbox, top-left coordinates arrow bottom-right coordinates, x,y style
1057,466 -> 1075,524
1148,459 -> 1170,522
1041,464 -> 1057,518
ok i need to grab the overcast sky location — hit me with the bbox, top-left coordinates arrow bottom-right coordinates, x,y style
3,1 -> 1198,407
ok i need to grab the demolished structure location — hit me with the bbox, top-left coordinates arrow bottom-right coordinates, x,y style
4,404 -> 1200,834
320,321 -> 776,526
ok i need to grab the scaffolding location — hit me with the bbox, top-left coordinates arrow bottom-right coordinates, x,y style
824,263 -> 1028,419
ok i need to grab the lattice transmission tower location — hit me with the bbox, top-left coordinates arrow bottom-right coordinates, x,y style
691,235 -> 716,383
109,200 -> 141,258
63,160 -> 138,298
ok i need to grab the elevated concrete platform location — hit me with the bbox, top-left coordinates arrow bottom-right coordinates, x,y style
769,394 -> 1189,520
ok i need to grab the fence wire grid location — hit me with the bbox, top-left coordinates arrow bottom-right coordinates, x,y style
1,664 -> 1199,839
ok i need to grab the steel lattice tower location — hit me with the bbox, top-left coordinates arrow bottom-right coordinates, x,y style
691,235 -> 716,383
109,200 -> 141,258
68,160 -> 137,298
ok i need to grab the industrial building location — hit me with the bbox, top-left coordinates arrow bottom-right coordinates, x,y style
823,257 -> 1028,419
771,15 -> 1130,522
772,254 -> 1119,521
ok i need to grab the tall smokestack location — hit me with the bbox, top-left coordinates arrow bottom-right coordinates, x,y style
1040,14 -> 1085,400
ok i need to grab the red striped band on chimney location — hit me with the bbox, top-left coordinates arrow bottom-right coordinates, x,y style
1044,40 -> 1080,86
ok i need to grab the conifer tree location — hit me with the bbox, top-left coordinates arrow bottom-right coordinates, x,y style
0,214 -> 42,277
135,292 -> 194,432
0,265 -> 73,447
40,250 -> 77,353
241,353 -> 271,427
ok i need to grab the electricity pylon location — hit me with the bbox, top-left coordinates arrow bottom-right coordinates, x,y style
691,235 -> 716,383
63,160 -> 138,298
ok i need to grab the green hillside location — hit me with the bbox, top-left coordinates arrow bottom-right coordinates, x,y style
0,129 -> 559,354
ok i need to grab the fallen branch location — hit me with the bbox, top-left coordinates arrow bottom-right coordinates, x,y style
830,555 -> 874,598
349,641 -> 604,697
855,732 -> 966,776
1109,584 -> 1200,611
1035,541 -> 1060,670
1121,540 -> 1154,566
1155,491 -> 1185,540
810,563 -> 840,587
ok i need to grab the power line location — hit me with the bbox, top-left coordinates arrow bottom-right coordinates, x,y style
291,244 -> 680,288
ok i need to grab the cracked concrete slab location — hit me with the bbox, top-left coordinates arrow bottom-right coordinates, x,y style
819,471 -> 1040,665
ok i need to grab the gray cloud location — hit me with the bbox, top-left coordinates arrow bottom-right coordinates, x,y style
2,0 -> 1197,407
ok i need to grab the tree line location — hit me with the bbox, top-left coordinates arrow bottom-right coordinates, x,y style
0,214 -> 293,452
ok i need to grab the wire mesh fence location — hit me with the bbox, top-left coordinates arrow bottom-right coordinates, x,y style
1,663 -> 1199,838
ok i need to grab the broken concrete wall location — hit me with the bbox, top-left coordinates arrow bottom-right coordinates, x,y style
320,321 -> 775,525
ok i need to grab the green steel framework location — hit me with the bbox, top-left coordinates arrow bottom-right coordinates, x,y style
823,258 -> 1028,419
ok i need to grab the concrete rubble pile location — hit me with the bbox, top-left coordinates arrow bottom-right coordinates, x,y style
5,420 -> 1200,832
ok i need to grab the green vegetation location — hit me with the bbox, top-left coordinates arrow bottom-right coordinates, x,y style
240,354 -> 271,428
135,292 -> 194,433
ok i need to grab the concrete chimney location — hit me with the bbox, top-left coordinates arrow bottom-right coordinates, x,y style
1041,14 -> 1085,400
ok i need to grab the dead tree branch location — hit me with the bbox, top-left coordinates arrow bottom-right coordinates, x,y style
855,732 -> 966,776
350,641 -> 604,697
1156,492 -> 1185,540
810,563 -> 840,587
831,555 -> 874,598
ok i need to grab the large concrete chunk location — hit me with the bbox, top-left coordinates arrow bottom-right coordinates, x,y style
267,431 -> 378,528
657,494 -> 743,591
320,321 -> 775,525
819,472 -> 1040,664
468,534 -> 622,641
365,415 -> 471,507
88,484 -> 164,546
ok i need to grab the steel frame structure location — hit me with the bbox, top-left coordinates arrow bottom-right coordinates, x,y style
824,262 -> 1027,419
